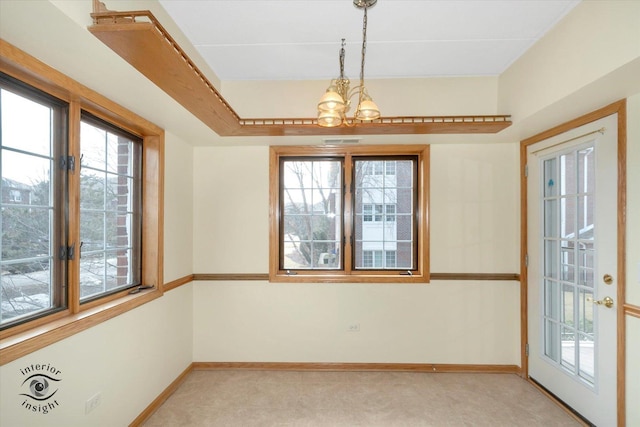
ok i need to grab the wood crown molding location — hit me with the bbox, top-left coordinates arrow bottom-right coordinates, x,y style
88,4 -> 511,137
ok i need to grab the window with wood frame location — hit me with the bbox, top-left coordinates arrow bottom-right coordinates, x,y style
269,145 -> 429,283
0,68 -> 162,339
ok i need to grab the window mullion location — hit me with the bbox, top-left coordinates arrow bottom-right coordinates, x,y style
66,101 -> 82,314
343,154 -> 353,274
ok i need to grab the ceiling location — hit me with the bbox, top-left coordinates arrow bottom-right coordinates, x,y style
158,0 -> 580,82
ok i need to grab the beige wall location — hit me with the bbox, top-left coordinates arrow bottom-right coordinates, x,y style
625,93 -> 640,425
191,143 -> 521,364
0,133 -> 195,426
0,284 -> 193,426
498,0 -> 640,122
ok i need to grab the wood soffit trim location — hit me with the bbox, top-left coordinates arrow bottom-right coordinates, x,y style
88,6 -> 512,137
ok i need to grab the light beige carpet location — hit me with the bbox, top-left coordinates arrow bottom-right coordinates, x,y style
142,370 -> 583,426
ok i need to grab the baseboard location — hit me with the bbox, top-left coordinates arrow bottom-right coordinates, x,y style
192,361 -> 521,374
129,363 -> 194,427
528,377 -> 592,427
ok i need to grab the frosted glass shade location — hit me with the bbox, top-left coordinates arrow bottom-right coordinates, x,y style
355,98 -> 380,120
317,110 -> 343,127
317,90 -> 346,112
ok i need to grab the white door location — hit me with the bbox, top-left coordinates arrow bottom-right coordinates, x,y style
527,114 -> 618,426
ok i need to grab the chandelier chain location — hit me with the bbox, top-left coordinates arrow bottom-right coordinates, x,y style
339,38 -> 346,80
359,5 -> 368,91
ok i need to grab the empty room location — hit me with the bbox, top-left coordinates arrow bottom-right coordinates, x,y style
0,0 -> 639,426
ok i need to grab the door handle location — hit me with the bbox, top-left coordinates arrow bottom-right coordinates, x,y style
591,296 -> 614,308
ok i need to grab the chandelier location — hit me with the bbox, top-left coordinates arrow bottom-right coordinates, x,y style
317,0 -> 381,127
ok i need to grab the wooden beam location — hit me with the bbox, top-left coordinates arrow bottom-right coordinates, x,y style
89,8 -> 511,137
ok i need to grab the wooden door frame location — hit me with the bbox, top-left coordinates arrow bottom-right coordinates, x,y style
519,100 -> 627,426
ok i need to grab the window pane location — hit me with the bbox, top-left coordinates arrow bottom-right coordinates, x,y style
354,158 -> 415,270
0,83 -> 65,327
80,116 -> 141,300
280,159 -> 342,270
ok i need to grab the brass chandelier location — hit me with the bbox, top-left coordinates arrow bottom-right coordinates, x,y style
317,0 -> 381,127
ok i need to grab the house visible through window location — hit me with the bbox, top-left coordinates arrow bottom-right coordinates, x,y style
1,75 -> 68,327
79,114 -> 142,302
270,145 -> 429,283
0,72 -> 146,330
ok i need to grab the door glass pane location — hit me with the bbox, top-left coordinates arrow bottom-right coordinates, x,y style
561,284 -> 574,324
560,153 -> 577,196
540,143 -> 597,388
578,333 -> 595,383
544,280 -> 559,320
578,195 -> 594,239
578,147 -> 595,194
560,241 -> 575,282
545,319 -> 559,362
560,197 -> 576,239
561,326 -> 576,369
544,240 -> 558,278
543,158 -> 557,197
544,199 -> 558,237
579,242 -> 595,288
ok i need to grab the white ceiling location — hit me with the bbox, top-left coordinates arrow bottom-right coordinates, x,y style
158,0 -> 580,82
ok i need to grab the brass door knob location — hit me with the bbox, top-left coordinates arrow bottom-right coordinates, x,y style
593,296 -> 614,308
603,274 -> 613,285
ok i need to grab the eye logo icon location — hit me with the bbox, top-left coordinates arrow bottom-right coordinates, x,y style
18,364 -> 62,414
21,374 -> 60,401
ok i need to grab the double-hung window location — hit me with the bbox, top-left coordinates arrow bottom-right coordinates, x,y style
270,145 -> 429,282
0,69 -> 160,336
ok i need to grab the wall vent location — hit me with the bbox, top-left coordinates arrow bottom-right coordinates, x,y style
322,138 -> 362,145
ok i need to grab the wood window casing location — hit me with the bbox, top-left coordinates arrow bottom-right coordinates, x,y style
269,144 -> 429,283
0,40 -> 164,365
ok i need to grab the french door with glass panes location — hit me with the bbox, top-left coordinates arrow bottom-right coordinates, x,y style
527,114 -> 618,426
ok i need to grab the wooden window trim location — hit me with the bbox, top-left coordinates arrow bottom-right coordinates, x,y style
269,144 -> 429,283
0,41 -> 164,365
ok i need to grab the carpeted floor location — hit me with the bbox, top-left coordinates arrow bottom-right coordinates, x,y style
142,370 -> 583,426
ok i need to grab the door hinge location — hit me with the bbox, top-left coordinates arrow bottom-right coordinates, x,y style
60,155 -> 76,172
59,243 -> 75,260
524,164 -> 528,177
525,343 -> 530,357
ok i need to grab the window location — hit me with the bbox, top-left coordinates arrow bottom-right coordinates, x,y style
79,114 -> 142,302
0,65 -> 162,340
1,75 -> 68,328
270,145 -> 429,283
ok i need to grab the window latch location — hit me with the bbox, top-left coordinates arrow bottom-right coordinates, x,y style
59,155 -> 76,172
285,270 -> 298,276
128,285 -> 154,294
59,243 -> 75,260
400,270 -> 413,276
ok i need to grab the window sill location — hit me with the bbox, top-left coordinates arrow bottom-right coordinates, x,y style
0,288 -> 161,366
